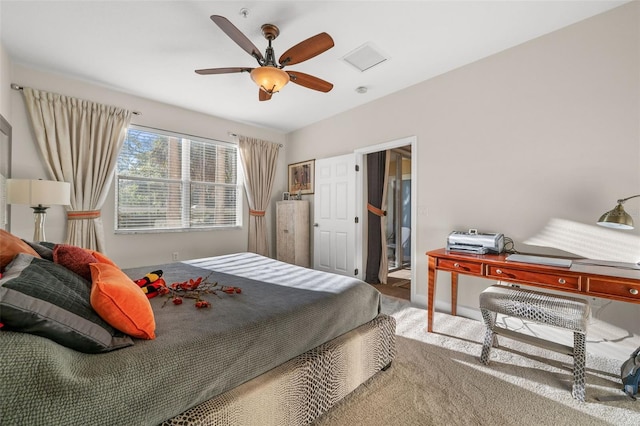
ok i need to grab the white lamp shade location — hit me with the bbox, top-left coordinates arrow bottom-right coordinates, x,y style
7,179 -> 71,207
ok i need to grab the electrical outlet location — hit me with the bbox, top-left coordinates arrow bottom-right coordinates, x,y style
172,252 -> 179,261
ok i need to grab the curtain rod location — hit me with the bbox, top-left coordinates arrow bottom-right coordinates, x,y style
11,83 -> 141,115
228,132 -> 283,148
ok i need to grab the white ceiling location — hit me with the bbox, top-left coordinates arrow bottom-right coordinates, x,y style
0,1 -> 628,133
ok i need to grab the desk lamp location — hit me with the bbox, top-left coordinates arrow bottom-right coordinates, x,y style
597,195 -> 640,230
6,179 -> 71,241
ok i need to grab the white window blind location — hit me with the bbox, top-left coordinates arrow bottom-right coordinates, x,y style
116,125 -> 241,232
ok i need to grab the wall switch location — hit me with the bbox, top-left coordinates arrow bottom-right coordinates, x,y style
172,252 -> 179,261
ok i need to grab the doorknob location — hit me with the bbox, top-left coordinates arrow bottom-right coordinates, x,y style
314,223 -> 319,227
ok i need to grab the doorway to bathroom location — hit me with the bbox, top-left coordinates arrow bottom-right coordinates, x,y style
384,147 -> 411,299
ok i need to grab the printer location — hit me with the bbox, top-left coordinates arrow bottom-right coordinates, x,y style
446,229 -> 505,254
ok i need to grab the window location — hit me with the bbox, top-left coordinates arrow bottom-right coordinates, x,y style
116,125 -> 241,232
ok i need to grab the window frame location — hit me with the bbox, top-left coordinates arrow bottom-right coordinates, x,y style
114,125 -> 243,234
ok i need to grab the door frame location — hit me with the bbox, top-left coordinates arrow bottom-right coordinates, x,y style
354,135 -> 417,301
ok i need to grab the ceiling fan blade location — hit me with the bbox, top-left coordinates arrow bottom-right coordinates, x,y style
210,15 -> 264,61
279,33 -> 334,66
259,89 -> 272,102
286,71 -> 333,92
195,67 -> 253,75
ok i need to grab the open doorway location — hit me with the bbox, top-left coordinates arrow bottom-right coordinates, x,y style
385,147 -> 412,299
313,137 -> 416,302
386,147 -> 411,271
355,136 -> 416,303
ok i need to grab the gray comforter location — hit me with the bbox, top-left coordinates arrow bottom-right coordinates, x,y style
0,253 -> 380,425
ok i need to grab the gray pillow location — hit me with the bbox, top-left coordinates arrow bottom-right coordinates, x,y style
0,254 -> 133,353
23,240 -> 54,261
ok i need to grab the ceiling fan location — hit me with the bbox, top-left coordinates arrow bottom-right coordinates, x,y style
196,15 -> 335,101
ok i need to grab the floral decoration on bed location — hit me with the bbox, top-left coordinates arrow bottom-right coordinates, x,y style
134,269 -> 242,308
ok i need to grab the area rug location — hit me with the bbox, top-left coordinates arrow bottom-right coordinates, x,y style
313,296 -> 640,425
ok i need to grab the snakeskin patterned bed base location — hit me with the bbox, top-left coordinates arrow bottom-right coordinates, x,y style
479,284 -> 590,401
161,313 -> 396,425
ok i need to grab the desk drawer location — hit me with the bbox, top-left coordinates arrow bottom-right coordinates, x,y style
587,277 -> 640,302
438,258 -> 482,274
486,265 -> 579,290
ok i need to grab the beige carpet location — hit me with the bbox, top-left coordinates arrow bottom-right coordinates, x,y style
314,296 -> 640,425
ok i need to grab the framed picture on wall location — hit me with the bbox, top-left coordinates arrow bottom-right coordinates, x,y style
288,159 -> 315,195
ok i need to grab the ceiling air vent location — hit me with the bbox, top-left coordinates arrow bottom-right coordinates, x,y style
342,42 -> 388,72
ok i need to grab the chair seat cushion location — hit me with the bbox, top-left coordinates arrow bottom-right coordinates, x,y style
479,285 -> 590,333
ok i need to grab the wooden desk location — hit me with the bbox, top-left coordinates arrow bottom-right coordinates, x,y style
426,248 -> 640,332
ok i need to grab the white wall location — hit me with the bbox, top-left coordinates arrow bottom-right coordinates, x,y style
8,65 -> 287,268
286,3 -> 640,331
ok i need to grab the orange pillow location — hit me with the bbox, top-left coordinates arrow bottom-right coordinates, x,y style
0,229 -> 40,270
83,248 -> 119,268
89,262 -> 156,339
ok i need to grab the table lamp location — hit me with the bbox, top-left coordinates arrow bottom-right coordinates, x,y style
597,194 -> 640,230
6,179 -> 71,241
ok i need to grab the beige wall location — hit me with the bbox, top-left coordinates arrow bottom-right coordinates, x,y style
8,64 -> 287,268
0,42 -> 11,120
286,3 -> 640,330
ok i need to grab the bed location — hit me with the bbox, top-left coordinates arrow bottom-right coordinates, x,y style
0,247 -> 396,425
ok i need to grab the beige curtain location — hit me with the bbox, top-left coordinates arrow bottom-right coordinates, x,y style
237,135 -> 280,256
22,88 -> 132,251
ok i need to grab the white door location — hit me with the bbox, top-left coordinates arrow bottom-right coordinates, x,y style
314,154 -> 357,277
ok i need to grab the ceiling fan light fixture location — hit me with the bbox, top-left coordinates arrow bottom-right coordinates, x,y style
200,16 -> 334,101
250,66 -> 290,94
